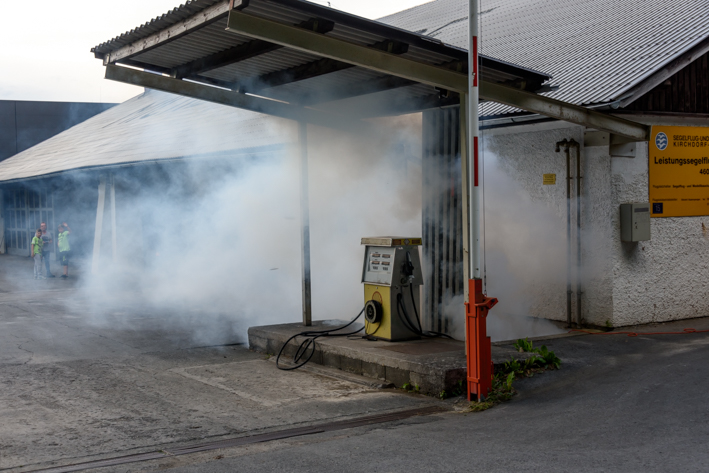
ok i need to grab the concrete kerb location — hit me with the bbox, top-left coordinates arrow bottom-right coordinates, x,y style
249,322 -> 540,395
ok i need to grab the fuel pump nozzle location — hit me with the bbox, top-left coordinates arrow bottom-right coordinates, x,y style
401,251 -> 415,285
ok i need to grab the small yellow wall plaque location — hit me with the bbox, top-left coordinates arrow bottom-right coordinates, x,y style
543,174 -> 556,185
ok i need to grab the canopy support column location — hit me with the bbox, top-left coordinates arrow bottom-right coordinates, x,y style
92,175 -> 107,274
299,121 -> 312,327
110,174 -> 117,263
0,189 -> 5,254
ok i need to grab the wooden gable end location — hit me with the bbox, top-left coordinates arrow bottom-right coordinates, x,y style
624,50 -> 709,114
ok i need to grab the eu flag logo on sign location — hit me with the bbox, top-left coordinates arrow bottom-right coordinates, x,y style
652,203 -> 663,214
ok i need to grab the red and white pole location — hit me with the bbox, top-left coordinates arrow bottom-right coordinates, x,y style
465,0 -> 497,402
467,0 -> 480,277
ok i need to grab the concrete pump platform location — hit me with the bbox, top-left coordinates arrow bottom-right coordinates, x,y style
248,322 -> 536,395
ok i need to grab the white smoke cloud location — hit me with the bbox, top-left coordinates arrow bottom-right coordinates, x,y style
480,149 -> 567,341
15,101 -> 567,346
75,112 -> 423,346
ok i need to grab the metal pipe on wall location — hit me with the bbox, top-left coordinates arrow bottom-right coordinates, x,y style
555,139 -> 572,327
569,139 -> 582,326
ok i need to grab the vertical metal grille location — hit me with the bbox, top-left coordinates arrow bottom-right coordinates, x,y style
3,187 -> 55,256
422,106 -> 464,335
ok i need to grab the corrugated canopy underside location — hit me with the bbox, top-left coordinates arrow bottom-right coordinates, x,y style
91,0 -> 551,117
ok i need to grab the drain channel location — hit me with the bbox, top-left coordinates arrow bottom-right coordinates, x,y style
26,405 -> 446,473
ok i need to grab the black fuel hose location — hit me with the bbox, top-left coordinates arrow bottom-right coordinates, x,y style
396,292 -> 423,335
396,285 -> 453,339
276,307 -> 365,371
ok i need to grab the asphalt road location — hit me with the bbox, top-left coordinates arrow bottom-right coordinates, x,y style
116,329 -> 709,473
2,254 -> 709,472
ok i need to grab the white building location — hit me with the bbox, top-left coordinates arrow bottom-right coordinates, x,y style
389,0 -> 709,329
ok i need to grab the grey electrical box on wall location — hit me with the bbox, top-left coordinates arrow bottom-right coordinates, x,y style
620,203 -> 651,242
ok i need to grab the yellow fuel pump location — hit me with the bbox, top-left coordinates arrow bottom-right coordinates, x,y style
361,237 -> 423,341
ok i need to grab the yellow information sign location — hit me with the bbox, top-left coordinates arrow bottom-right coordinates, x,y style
543,174 -> 556,185
649,126 -> 709,217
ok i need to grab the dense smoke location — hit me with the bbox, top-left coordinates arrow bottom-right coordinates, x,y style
75,108 -> 422,346
482,150 -> 567,341
8,91 -> 567,346
443,147 -> 566,342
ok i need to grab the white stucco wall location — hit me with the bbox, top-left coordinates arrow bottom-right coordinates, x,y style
482,116 -> 709,328
609,116 -> 709,326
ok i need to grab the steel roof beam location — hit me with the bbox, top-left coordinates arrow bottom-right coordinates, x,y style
188,69 -> 416,108
242,40 -> 408,94
301,76 -> 417,106
173,18 -> 336,80
242,58 -> 353,93
225,10 -> 650,140
173,40 -> 282,79
226,11 -> 467,92
353,93 -> 461,118
479,82 -> 650,141
104,65 -> 370,133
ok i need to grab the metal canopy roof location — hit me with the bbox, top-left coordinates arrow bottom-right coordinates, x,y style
91,0 -> 649,140
92,0 -> 551,117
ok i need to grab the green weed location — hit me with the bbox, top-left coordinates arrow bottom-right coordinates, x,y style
514,337 -> 535,352
469,372 -> 516,412
503,358 -> 521,373
469,342 -> 562,411
535,345 -> 561,369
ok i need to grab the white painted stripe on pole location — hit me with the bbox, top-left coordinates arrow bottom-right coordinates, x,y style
468,0 -> 481,280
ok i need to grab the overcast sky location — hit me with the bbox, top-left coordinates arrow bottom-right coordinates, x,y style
0,0 -> 431,104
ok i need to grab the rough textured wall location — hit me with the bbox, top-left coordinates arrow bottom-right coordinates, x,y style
610,129 -> 709,326
481,117 -> 709,328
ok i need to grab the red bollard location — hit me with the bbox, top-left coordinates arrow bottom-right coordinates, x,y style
465,278 -> 498,401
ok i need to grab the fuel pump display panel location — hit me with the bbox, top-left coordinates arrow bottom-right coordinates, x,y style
362,247 -> 397,285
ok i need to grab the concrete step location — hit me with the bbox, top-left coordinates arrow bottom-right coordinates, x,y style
249,322 -> 539,395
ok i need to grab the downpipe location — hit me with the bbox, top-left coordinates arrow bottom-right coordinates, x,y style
569,139 -> 582,326
555,139 -> 582,328
555,139 -> 573,328
556,140 -> 572,326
